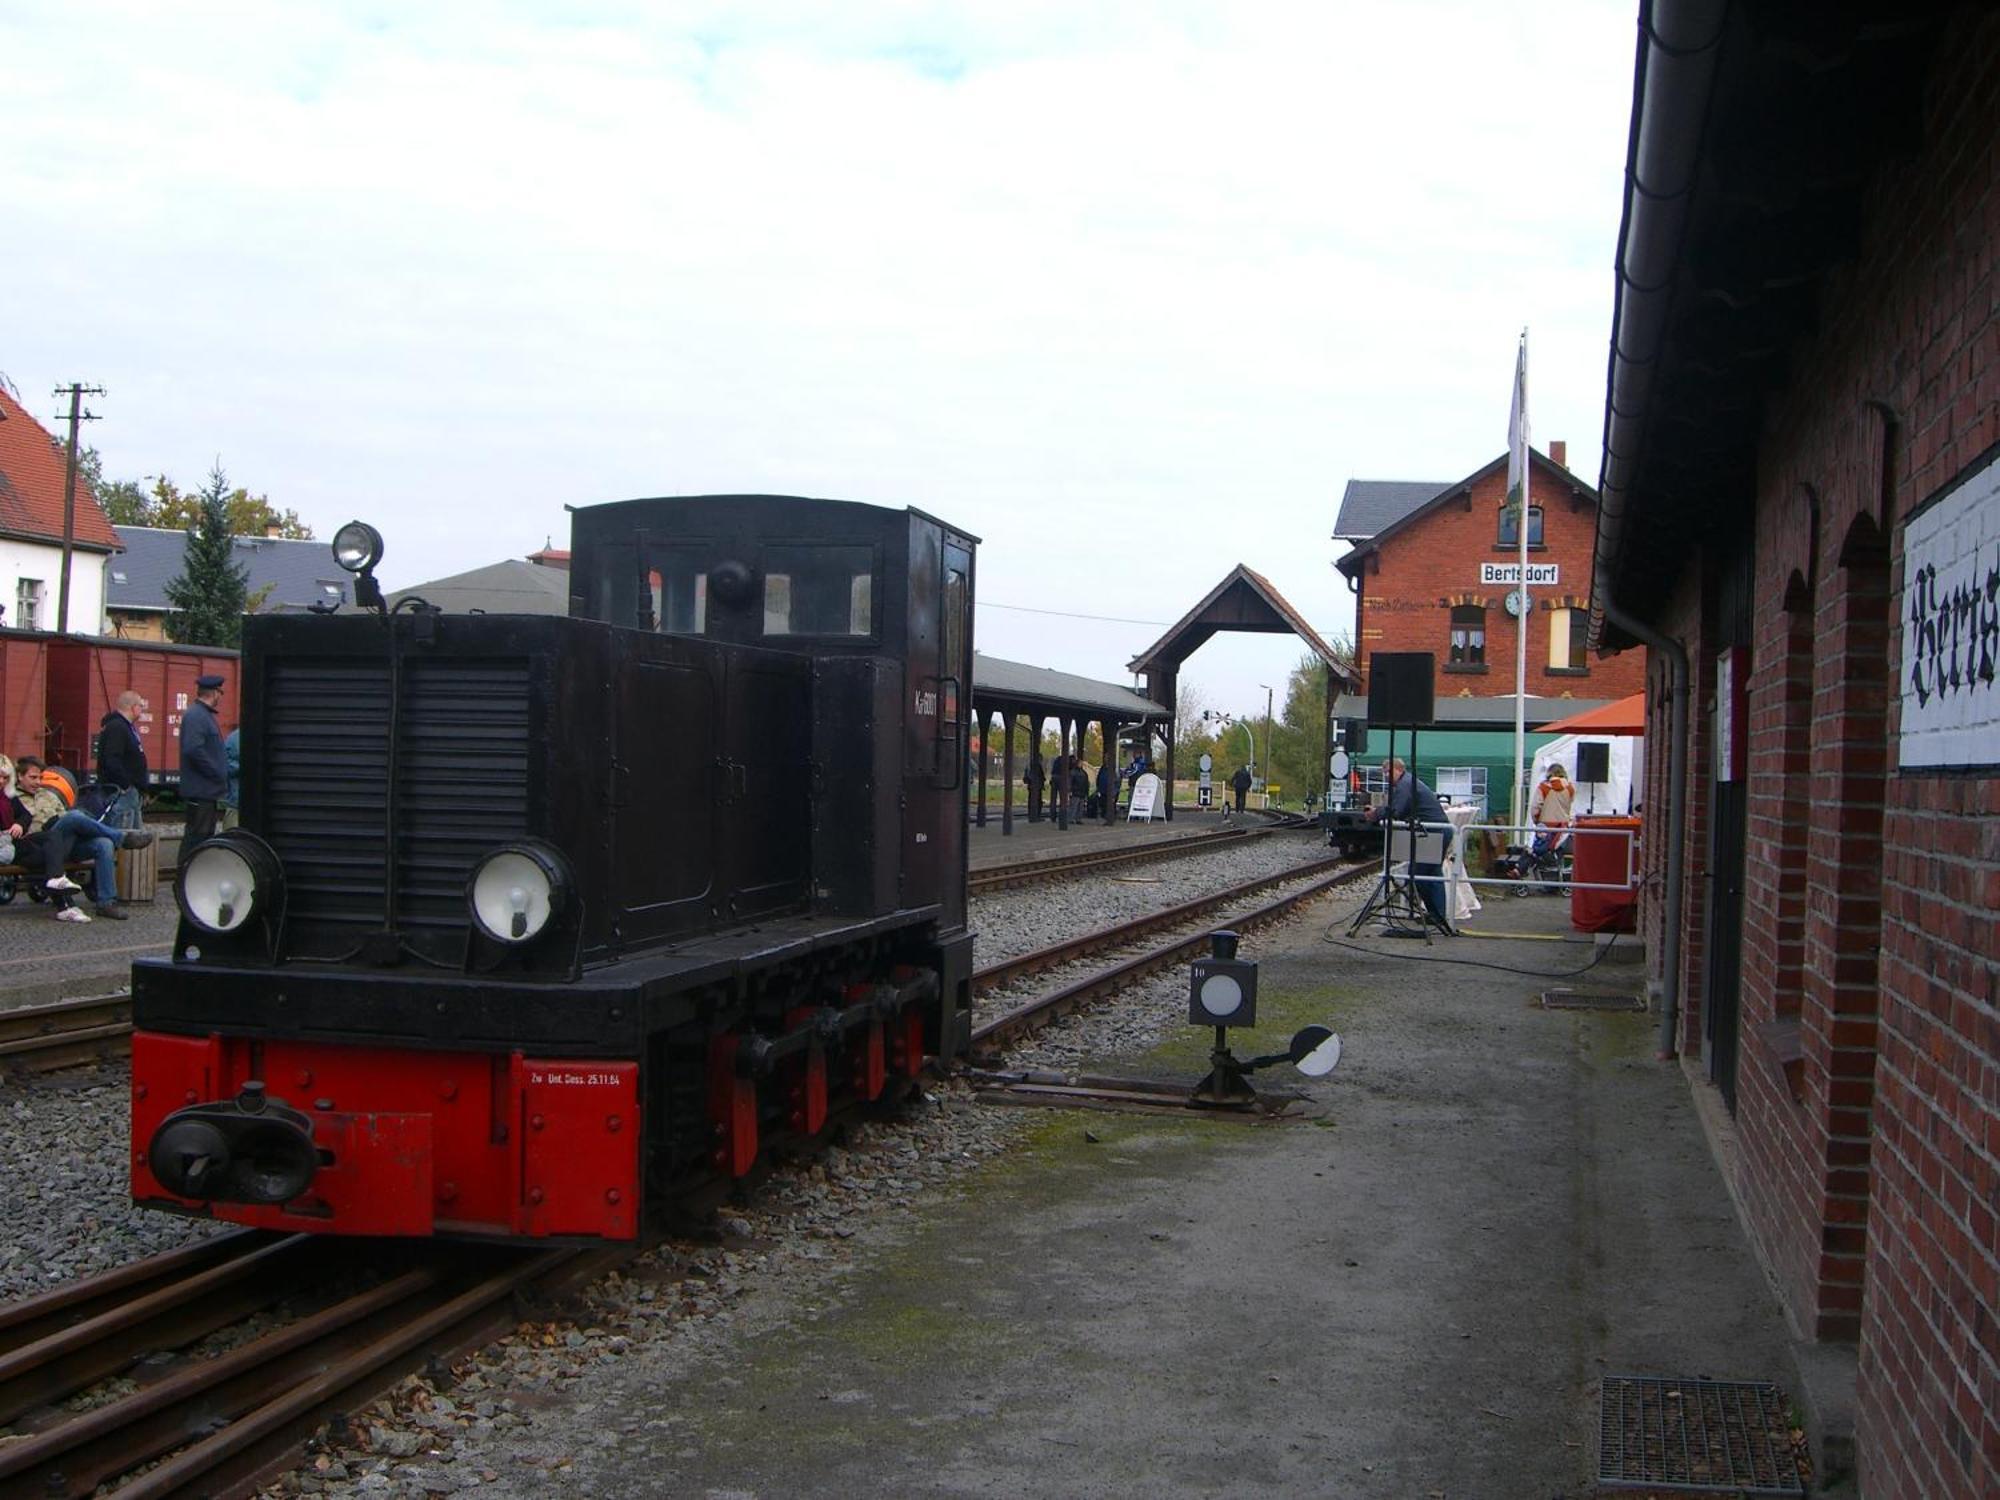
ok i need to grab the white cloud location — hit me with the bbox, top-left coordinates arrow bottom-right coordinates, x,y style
1,0 -> 1633,711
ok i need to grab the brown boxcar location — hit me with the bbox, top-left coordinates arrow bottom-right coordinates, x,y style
43,636 -> 240,785
0,631 -> 51,769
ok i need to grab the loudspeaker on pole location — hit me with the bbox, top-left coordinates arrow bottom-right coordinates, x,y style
1366,653 -> 1435,726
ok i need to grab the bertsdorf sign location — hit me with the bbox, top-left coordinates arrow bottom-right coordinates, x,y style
1900,446 -> 2000,772
1480,562 -> 1559,586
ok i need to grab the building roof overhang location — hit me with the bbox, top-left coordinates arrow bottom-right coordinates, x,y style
1593,0 -> 1950,648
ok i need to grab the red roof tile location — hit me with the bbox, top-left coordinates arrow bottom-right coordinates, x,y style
0,383 -> 122,551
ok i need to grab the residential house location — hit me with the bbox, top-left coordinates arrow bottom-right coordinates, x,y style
107,527 -> 351,639
0,381 -> 122,633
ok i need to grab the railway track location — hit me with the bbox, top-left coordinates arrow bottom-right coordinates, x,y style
970,856 -> 1373,1054
969,814 -> 1308,895
0,993 -> 133,1072
0,1229 -> 621,1499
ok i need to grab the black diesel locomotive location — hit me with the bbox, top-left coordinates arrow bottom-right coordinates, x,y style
132,495 -> 977,1240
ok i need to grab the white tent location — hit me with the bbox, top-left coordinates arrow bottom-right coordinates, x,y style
1532,734 -> 1641,816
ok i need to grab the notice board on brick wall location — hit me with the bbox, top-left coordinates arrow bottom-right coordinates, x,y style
1900,442 -> 2000,772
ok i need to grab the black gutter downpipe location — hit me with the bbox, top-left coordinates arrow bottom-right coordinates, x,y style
1603,592 -> 1689,1060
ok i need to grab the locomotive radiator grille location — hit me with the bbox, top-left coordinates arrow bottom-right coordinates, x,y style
263,655 -> 531,960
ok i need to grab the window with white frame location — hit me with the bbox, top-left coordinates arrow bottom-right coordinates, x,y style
16,578 -> 43,631
1435,765 -> 1489,817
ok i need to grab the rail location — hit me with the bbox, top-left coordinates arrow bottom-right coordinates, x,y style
970,861 -> 1371,1054
0,1230 -> 622,1498
0,993 -> 133,1071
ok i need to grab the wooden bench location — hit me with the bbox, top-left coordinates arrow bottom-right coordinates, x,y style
0,861 -> 99,906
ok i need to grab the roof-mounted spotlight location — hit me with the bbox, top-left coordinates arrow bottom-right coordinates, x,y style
332,520 -> 386,611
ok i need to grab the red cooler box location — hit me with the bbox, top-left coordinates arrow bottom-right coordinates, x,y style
1570,816 -> 1640,933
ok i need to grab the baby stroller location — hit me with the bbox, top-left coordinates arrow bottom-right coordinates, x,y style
1494,830 -> 1571,894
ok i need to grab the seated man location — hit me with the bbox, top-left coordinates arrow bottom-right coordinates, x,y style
11,756 -> 155,922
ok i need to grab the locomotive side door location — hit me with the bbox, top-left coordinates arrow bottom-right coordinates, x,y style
901,527 -> 973,934
718,652 -> 813,921
610,652 -> 718,945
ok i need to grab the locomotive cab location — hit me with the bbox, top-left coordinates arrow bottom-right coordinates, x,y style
131,496 -> 977,1242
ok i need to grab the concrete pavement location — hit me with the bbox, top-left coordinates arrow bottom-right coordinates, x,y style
492,894 -> 1836,1498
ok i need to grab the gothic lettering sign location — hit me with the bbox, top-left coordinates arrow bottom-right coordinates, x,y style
1900,445 -> 2000,772
1480,562 -> 1560,586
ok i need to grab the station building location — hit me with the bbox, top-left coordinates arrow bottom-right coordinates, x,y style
1333,445 -> 1644,814
1594,5 -> 1998,1497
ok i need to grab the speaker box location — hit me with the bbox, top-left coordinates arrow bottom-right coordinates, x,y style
1574,741 -> 1611,783
1367,653 -> 1435,726
1342,718 -> 1368,756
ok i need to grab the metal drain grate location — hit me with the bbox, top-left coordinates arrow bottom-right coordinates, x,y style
1598,1376 -> 1807,1495
1542,988 -> 1646,1012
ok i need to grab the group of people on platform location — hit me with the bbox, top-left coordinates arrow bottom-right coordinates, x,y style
0,672 -> 234,926
1017,750 -> 1157,824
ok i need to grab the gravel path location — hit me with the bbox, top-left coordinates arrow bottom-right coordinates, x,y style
0,1066 -> 224,1300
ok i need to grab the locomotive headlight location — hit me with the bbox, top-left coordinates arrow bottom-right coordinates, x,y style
468,841 -> 572,946
332,520 -> 384,574
178,832 -> 284,936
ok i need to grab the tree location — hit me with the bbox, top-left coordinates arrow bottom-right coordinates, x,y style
164,464 -> 251,647
50,443 -> 312,538
1267,651 -> 1331,802
55,443 -> 151,526
151,475 -> 313,540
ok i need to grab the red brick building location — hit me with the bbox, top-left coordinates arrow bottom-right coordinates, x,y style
1335,446 -> 1645,705
1594,6 -> 1997,1497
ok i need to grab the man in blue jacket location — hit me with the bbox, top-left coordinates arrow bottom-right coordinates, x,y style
180,675 -> 229,850
1367,757 -> 1452,931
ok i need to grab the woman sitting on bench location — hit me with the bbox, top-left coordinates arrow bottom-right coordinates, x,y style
3,756 -> 155,923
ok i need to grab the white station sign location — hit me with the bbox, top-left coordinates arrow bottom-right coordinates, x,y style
1480,562 -> 1560,586
1900,448 -> 2000,772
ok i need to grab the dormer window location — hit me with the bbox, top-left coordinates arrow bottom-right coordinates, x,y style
1497,504 -> 1543,548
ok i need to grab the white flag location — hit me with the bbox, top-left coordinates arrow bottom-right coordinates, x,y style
1505,335 -> 1529,519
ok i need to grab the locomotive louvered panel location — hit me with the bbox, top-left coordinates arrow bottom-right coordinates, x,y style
264,659 -> 393,942
263,655 -> 531,957
393,659 -> 531,935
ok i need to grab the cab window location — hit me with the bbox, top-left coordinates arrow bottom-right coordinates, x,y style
762,545 -> 874,637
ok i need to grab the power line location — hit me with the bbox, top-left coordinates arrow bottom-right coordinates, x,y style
977,600 -> 1169,627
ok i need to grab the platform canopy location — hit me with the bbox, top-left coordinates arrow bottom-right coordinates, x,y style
1535,692 -> 1645,737
1128,563 -> 1358,687
971,653 -> 1168,723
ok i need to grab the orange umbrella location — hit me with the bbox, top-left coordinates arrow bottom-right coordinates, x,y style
1537,692 -> 1646,736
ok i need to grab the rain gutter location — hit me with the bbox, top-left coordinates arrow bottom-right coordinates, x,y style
1592,0 -> 1730,648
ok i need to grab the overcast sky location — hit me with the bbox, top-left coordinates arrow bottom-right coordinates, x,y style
3,0 -> 1634,718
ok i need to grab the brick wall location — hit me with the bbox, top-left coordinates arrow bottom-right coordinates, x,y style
1636,12 -> 1999,1496
1353,454 -> 1647,703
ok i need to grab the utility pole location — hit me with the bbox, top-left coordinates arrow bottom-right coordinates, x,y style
1259,684 -> 1274,809
53,384 -> 105,636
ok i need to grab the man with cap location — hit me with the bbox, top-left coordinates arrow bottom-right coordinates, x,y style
180,675 -> 230,850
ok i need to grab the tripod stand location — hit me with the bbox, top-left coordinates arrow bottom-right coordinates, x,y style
1346,724 -> 1455,942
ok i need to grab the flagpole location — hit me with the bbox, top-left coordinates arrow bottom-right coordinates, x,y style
1512,329 -> 1531,834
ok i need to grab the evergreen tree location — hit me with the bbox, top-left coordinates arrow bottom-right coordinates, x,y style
164,463 -> 250,646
